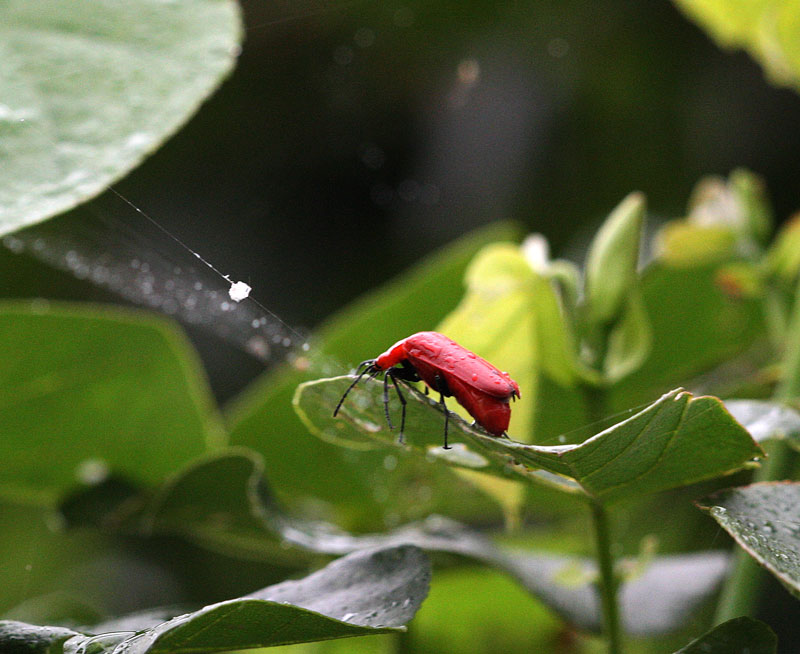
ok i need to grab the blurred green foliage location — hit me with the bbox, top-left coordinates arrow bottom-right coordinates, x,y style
4,0 -> 800,653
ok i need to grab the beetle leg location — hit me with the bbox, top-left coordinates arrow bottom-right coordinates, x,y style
440,391 -> 451,449
397,359 -> 421,382
388,372 -> 407,443
433,373 -> 452,397
382,370 -> 394,431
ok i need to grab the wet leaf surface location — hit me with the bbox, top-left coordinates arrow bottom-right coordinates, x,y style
0,545 -> 430,653
698,481 -> 800,597
0,0 -> 241,235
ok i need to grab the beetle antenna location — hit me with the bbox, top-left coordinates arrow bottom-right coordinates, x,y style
333,361 -> 376,417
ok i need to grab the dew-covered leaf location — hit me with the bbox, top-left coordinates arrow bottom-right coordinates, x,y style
0,302 -> 224,504
673,616 -> 776,654
0,0 -> 241,235
296,380 -> 762,502
0,545 -> 430,654
725,399 -> 800,446
698,482 -> 800,598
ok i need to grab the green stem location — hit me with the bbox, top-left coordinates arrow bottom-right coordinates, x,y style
714,277 -> 800,622
590,500 -> 622,654
581,383 -> 621,653
394,625 -> 414,654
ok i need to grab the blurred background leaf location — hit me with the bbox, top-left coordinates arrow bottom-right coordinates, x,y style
674,0 -> 800,90
0,302 -> 224,505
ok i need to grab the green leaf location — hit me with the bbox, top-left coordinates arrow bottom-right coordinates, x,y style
226,223 -> 520,531
0,302 -> 224,504
583,192 -> 645,327
144,448 -> 310,564
724,399 -> 800,445
295,381 -> 763,503
655,222 -> 738,266
608,261 -> 764,411
698,481 -> 800,598
730,168 -> 773,245
0,0 -> 241,236
0,545 -> 430,653
61,450 -> 729,637
673,616 -> 777,654
603,289 -> 652,383
674,0 -> 800,91
765,214 -> 800,285
654,170 -> 772,265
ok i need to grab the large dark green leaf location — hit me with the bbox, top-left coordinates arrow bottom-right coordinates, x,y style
295,380 -> 762,503
0,302 -> 223,504
0,545 -> 430,653
673,616 -> 777,654
226,224 -> 520,531
61,450 -> 729,636
698,482 -> 800,597
609,262 -> 765,411
0,0 -> 241,235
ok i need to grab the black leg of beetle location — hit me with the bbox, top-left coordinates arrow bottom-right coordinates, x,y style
388,373 -> 407,442
440,391 -> 451,449
393,359 -> 420,381
333,364 -> 374,417
382,370 -> 394,430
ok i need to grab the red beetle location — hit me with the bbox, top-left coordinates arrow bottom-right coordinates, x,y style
333,331 -> 520,449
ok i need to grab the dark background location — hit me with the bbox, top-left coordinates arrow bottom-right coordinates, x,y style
4,0 -> 800,395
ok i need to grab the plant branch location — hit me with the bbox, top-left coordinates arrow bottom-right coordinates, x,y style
590,500 -> 622,654
581,377 -> 622,653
